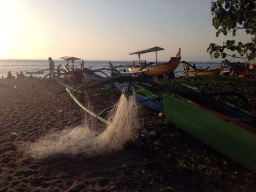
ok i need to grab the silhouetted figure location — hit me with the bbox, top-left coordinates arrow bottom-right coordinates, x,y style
81,60 -> 84,70
20,71 -> 25,78
48,57 -> 54,78
183,63 -> 187,70
65,63 -> 70,72
57,64 -> 61,76
7,71 -> 12,79
16,71 -> 25,79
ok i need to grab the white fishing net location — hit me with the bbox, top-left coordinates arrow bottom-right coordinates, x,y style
20,93 -> 140,159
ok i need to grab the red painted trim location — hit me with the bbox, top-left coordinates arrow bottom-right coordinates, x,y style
174,94 -> 256,134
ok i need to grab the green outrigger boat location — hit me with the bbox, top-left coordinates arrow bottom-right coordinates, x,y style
86,76 -> 256,172
163,88 -> 256,172
51,65 -> 256,172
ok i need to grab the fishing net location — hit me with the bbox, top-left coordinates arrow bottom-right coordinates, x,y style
20,92 -> 140,159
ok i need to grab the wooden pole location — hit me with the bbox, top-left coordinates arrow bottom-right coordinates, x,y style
72,58 -> 74,71
186,64 -> 189,78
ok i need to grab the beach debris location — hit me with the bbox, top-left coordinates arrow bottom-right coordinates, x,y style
10,132 -> 17,138
159,112 -> 164,117
59,110 -> 63,113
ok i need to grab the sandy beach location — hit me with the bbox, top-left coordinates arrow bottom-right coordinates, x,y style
0,77 -> 256,192
0,78 -> 147,191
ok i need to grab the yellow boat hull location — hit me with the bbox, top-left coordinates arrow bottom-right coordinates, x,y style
188,67 -> 222,76
128,48 -> 181,76
128,57 -> 181,76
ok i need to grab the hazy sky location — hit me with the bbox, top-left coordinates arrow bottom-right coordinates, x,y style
0,0 -> 251,62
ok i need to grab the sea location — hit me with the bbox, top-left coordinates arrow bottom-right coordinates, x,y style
0,59 -> 222,78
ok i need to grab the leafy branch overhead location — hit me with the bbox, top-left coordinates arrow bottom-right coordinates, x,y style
207,0 -> 256,64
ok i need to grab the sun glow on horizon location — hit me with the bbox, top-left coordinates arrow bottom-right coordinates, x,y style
0,0 -> 53,59
0,1 -> 251,62
0,0 -> 16,57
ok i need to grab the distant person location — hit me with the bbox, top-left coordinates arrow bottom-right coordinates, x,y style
65,63 -> 70,71
48,57 -> 54,78
81,60 -> 84,71
57,64 -> 61,76
20,71 -> 25,79
183,63 -> 187,70
7,71 -> 12,79
141,61 -> 146,66
16,71 -> 25,79
193,64 -> 197,70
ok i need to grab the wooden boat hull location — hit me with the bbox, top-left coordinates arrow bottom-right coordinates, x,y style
128,57 -> 181,76
188,68 -> 222,76
128,48 -> 181,76
229,62 -> 256,78
163,93 -> 256,172
25,71 -> 44,74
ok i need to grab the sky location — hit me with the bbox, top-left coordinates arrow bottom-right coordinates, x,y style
0,0 -> 252,62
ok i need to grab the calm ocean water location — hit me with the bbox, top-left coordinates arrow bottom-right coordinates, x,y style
0,59 -> 221,78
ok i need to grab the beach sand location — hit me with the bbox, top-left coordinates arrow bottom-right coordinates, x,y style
1,77 -> 256,192
0,78 -> 148,192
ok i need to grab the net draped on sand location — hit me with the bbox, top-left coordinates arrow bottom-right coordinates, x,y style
19,92 -> 140,159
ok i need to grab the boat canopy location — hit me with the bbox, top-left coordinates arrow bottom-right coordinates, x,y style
60,56 -> 81,70
60,56 -> 81,62
129,46 -> 165,64
129,46 -> 164,55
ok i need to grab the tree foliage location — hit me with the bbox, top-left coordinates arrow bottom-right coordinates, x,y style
207,0 -> 256,64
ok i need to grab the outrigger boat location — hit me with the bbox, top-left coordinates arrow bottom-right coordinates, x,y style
127,47 -> 181,77
85,76 -> 256,172
182,61 -> 223,76
79,63 -> 163,111
187,67 -> 223,76
60,56 -> 81,71
60,56 -> 83,83
229,61 -> 256,78
162,85 -> 256,172
109,62 -> 163,111
49,59 -> 256,172
25,70 -> 44,74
